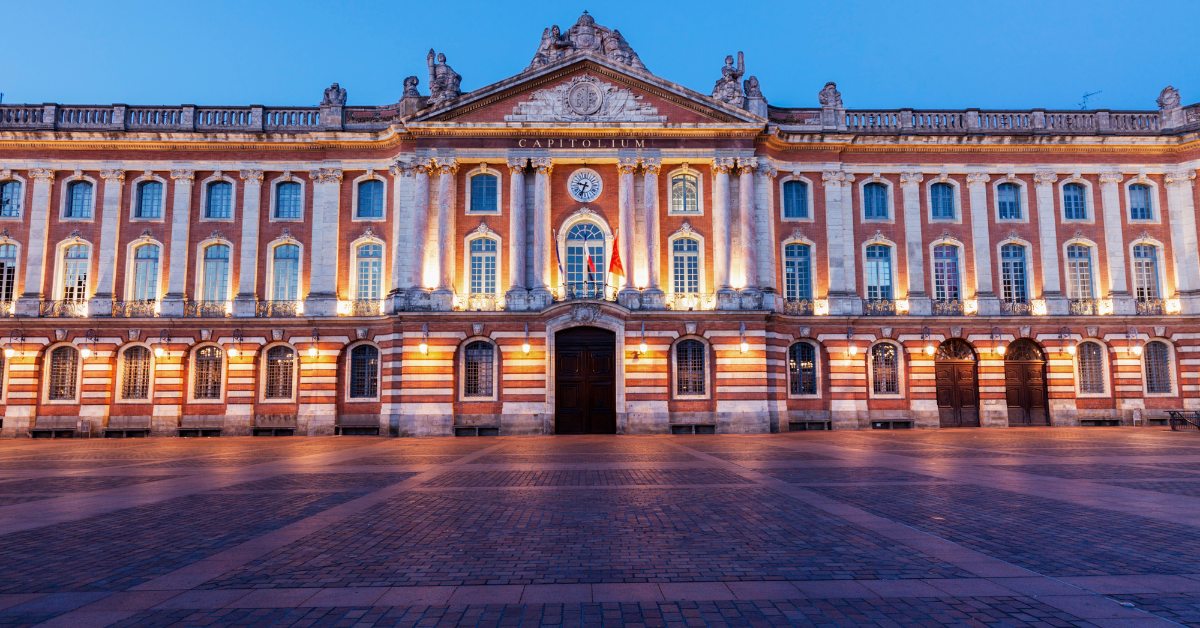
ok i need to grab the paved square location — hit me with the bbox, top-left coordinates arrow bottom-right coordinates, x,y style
1,428 -> 1199,627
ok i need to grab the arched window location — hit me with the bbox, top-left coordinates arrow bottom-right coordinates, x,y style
275,181 -> 302,219
62,244 -> 89,302
1133,244 -> 1159,300
469,174 -> 498,213
349,344 -> 379,398
357,179 -> 384,218
1144,340 -> 1172,394
120,345 -> 152,400
1064,183 -> 1087,220
0,180 -> 21,218
135,181 -> 163,218
1066,244 -> 1093,299
193,345 -> 223,400
66,181 -> 93,218
676,339 -> 706,395
469,238 -> 497,295
1130,184 -> 1153,220
463,341 -> 494,398
272,244 -> 300,301
998,182 -> 1021,219
48,345 -> 79,401
1076,341 -> 1105,394
784,243 -> 811,300
783,180 -> 808,218
871,343 -> 899,394
264,346 -> 295,399
132,244 -> 160,302
931,182 -> 954,219
788,342 -> 817,395
565,223 -> 605,297
672,238 -> 699,294
206,181 -> 232,219
864,182 -> 888,219
671,173 -> 698,213
356,243 -> 383,300
202,244 -> 230,302
865,244 -> 892,300
0,243 -> 16,303
932,244 -> 959,301
1000,244 -> 1027,302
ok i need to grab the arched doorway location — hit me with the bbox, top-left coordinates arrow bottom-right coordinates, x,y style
1005,339 -> 1049,426
935,339 -> 979,427
554,326 -> 616,434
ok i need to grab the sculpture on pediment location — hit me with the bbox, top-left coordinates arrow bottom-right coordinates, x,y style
321,83 -> 347,106
506,74 -> 664,123
819,82 -> 842,108
402,76 -> 421,98
526,12 -> 648,72
711,52 -> 745,106
1158,85 -> 1181,111
426,49 -> 462,106
744,76 -> 763,100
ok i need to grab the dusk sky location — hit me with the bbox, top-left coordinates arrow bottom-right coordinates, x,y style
4,0 -> 1197,111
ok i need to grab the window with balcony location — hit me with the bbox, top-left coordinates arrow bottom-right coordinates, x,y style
1000,244 -> 1028,302
1066,244 -> 1093,300
865,244 -> 892,300
356,243 -> 383,300
672,237 -> 700,294
1133,244 -> 1160,300
132,244 -> 160,302
784,243 -> 812,301
62,244 -> 89,302
0,244 -> 16,303
272,244 -> 300,301
565,223 -> 605,298
469,238 -> 497,295
201,244 -> 230,302
932,244 -> 960,301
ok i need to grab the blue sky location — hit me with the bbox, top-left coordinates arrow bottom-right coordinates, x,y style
4,0 -> 1196,111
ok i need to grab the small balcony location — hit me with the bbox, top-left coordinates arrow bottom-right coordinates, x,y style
863,298 -> 897,316
555,281 -> 617,303
782,298 -> 815,316
999,299 -> 1031,316
0,300 -> 14,317
184,300 -> 231,318
454,294 -> 503,312
255,300 -> 303,317
666,292 -> 716,311
1069,298 -> 1099,316
40,300 -> 89,318
931,299 -> 964,316
339,299 -> 384,316
1136,298 -> 1165,316
111,300 -> 159,317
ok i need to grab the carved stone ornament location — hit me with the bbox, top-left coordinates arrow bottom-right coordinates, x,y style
0,169 -> 10,180
470,221 -> 492,237
1087,326 -> 1099,338
310,168 -> 343,184
882,327 -> 893,339
140,229 -> 153,239
472,323 -> 484,336
791,227 -> 806,241
100,169 -> 125,182
321,83 -> 348,106
1019,326 -> 1031,338
212,169 -> 223,180
507,74 -> 663,123
0,229 -> 9,240
1007,230 -> 1021,241
899,172 -> 923,185
1165,171 -> 1197,187
569,303 -> 602,324
712,51 -> 746,105
966,173 -> 990,187
55,330 -> 65,341
209,230 -> 223,241
685,322 -> 698,335
128,330 -> 140,341
865,230 -> 888,244
271,329 -> 283,341
281,229 -> 292,240
1033,171 -> 1058,187
240,169 -> 264,183
357,328 -> 368,340
1099,172 -> 1122,185
818,82 -> 843,108
951,327 -> 962,338
29,168 -> 54,181
1155,326 -> 1166,338
674,222 -> 694,238
426,49 -> 462,106
69,229 -> 82,241
526,12 -> 647,73
402,76 -> 421,98
799,327 -> 811,338
170,169 -> 194,182
281,170 -> 293,182
201,330 -> 212,341
361,225 -> 376,240
1158,85 -> 1181,111
1073,230 -> 1084,239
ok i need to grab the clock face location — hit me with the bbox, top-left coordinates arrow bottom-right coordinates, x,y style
567,168 -> 603,203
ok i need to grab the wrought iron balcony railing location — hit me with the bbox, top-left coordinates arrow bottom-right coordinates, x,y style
0,300 -> 14,317
999,299 -> 1032,316
1136,297 -> 1165,316
554,281 -> 617,303
341,299 -> 384,316
1069,298 -> 1098,316
666,292 -> 716,311
184,300 -> 230,318
783,298 -> 815,315
112,300 -> 159,317
456,294 -> 502,312
931,299 -> 964,316
256,300 -> 302,317
40,300 -> 89,318
863,298 -> 897,316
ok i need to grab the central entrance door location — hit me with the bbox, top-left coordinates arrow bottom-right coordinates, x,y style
1005,339 -> 1049,426
935,339 -> 979,427
554,326 -> 617,434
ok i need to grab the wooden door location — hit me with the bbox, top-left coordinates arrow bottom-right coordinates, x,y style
935,339 -> 979,428
1005,340 -> 1049,426
555,327 -> 617,434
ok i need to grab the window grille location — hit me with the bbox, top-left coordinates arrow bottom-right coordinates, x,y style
933,245 -> 959,301
357,243 -> 383,300
132,244 -> 160,302
865,244 -> 892,300
193,345 -> 223,400
789,342 -> 817,395
864,182 -> 888,219
1064,183 -> 1087,220
871,343 -> 899,394
671,174 -> 698,213
676,339 -> 706,395
565,223 -> 605,297
136,181 -> 163,218
264,346 -> 295,399
783,180 -> 807,218
1001,244 -> 1027,301
0,180 -> 20,218
469,238 -> 497,295
784,243 -> 812,300
202,244 -> 230,302
463,341 -> 494,397
358,179 -> 384,218
931,182 -> 955,219
1130,184 -> 1153,220
121,346 -> 152,400
1144,341 -> 1172,394
275,181 -> 302,219
1076,341 -> 1105,394
67,181 -> 93,218
273,244 -> 300,301
1133,245 -> 1159,299
0,243 -> 16,302
62,244 -> 89,302
48,346 -> 78,400
206,181 -> 232,219
349,345 -> 379,398
998,182 -> 1021,219
672,238 -> 699,294
469,174 -> 498,213
1066,244 -> 1093,299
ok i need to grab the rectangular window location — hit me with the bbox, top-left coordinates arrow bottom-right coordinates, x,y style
469,238 -> 497,294
469,175 -> 498,213
864,183 -> 888,219
357,180 -> 385,218
931,183 -> 955,219
0,181 -> 20,218
672,238 -> 699,294
136,182 -> 163,218
1001,245 -> 1027,302
932,245 -> 959,301
206,182 -> 232,219
783,181 -> 807,218
1133,245 -> 1159,299
275,183 -> 302,219
1066,245 -> 1093,299
0,244 -> 16,303
997,183 -> 1021,220
788,343 -> 817,395
67,182 -> 93,219
1064,183 -> 1087,220
784,244 -> 811,300
1130,184 -> 1153,220
865,245 -> 892,300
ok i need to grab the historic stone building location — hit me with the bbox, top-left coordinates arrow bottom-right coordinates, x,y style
0,13 -> 1198,438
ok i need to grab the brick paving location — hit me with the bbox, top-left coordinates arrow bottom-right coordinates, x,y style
0,429 -> 1195,627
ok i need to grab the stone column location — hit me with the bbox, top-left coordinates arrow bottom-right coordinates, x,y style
305,167 -> 342,317
755,162 -> 778,303
387,161 -> 412,294
840,173 -> 859,314
822,171 -> 847,298
1033,171 -> 1065,314
617,157 -> 639,303
530,157 -> 553,307
641,159 -> 664,307
410,162 -> 432,290
232,170 -> 263,317
1166,170 -> 1200,313
16,168 -> 55,316
505,157 -> 528,310
431,158 -> 457,311
1098,172 -> 1133,314
158,170 -> 194,317
898,172 -> 928,315
966,173 -> 998,315
89,169 -> 128,316
712,157 -> 737,309
738,158 -> 760,304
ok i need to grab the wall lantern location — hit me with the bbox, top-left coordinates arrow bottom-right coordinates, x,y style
309,327 -> 320,359
419,323 -> 429,355
1059,327 -> 1076,356
922,327 -> 936,356
80,329 -> 99,359
4,329 -> 24,359
991,327 -> 1006,356
523,323 -> 531,355
633,323 -> 647,358
739,323 -> 749,354
155,330 -> 169,358
847,327 -> 857,357
1127,327 -> 1143,356
227,329 -> 243,358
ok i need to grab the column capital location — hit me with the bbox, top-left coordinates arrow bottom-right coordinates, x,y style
239,169 -> 264,183
737,157 -> 758,173
641,158 -> 662,175
966,173 -> 991,188
100,169 -> 126,182
712,157 -> 736,173
899,172 -> 923,185
1165,170 -> 1197,188
617,157 -> 639,174
821,170 -> 846,185
413,162 -> 433,176
310,168 -> 343,184
506,157 -> 528,174
431,158 -> 458,175
756,162 -> 777,178
1098,172 -> 1123,185
531,157 -> 553,174
29,168 -> 55,182
169,169 -> 194,182
1033,171 -> 1058,187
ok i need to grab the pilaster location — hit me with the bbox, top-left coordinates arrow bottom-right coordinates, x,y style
505,158 -> 529,309
641,159 -> 664,304
410,162 -> 432,291
967,173 -> 998,315
737,158 -> 759,302
1098,172 -> 1133,314
754,162 -> 777,310
1033,171 -> 1065,314
233,169 -> 263,317
89,169 -> 127,316
712,157 -> 737,309
305,167 -> 343,316
432,158 -> 458,305
530,157 -> 554,307
616,157 -> 639,301
159,170 -> 194,317
16,168 -> 55,316
899,172 -> 928,315
1166,170 -> 1200,313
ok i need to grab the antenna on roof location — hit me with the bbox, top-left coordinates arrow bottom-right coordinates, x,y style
1079,90 -> 1102,110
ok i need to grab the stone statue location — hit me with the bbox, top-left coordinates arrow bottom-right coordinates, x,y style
321,82 -> 347,106
744,76 -> 764,100
426,49 -> 462,106
818,82 -> 842,108
711,52 -> 745,106
1158,85 -> 1181,111
525,12 -> 648,72
402,76 -> 421,98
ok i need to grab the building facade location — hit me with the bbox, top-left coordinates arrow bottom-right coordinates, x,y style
1,13 -> 1199,437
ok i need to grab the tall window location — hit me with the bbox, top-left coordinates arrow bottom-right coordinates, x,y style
672,238 -> 699,294
135,181 -> 163,218
1133,244 -> 1159,300
349,345 -> 379,398
998,182 -> 1021,219
0,244 -> 16,303
931,182 -> 955,219
565,223 -> 605,297
206,181 -> 232,219
357,179 -> 384,218
469,174 -> 497,213
675,339 -> 706,396
1066,244 -> 1093,299
1076,341 -> 1105,394
1144,341 -> 1172,394
193,345 -> 223,400
671,173 -> 698,213
1130,184 -> 1153,220
865,244 -> 892,300
463,341 -> 494,397
784,243 -> 812,300
864,182 -> 888,219
62,244 -> 89,302
66,181 -> 93,218
932,244 -> 960,301
469,238 -> 497,295
788,342 -> 817,395
202,244 -> 230,302
1064,183 -> 1087,220
120,345 -> 152,400
0,180 -> 20,218
48,345 -> 78,401
132,244 -> 160,302
783,180 -> 808,218
275,181 -> 302,219
264,346 -> 295,399
357,243 -> 383,300
272,244 -> 300,301
1000,244 -> 1027,301
871,343 -> 899,394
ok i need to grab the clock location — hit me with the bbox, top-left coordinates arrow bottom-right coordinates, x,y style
567,168 -> 603,203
